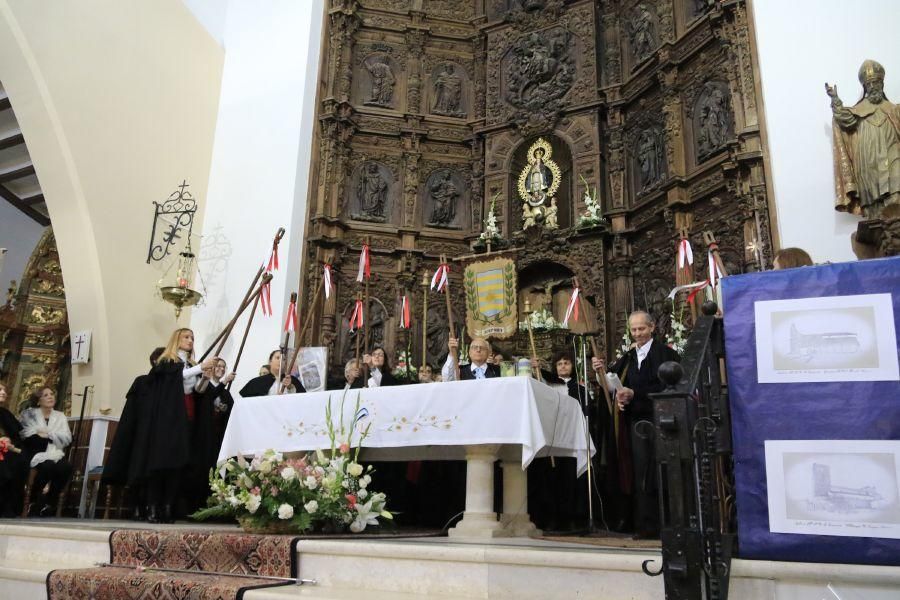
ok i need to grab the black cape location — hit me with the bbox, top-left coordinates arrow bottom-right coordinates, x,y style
102,372 -> 151,484
458,363 -> 501,380
104,360 -> 215,485
239,374 -> 305,398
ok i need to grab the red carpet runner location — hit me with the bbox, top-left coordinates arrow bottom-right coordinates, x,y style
47,529 -> 300,600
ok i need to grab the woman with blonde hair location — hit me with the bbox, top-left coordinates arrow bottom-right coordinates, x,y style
136,328 -> 217,523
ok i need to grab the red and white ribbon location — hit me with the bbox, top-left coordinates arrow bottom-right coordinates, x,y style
430,264 -> 449,292
357,245 -> 370,283
283,298 -> 297,333
399,295 -> 411,329
562,287 -> 580,327
666,280 -> 708,300
349,299 -> 364,331
708,246 -> 726,289
267,244 -> 279,273
323,264 -> 332,300
260,281 -> 272,316
677,238 -> 694,269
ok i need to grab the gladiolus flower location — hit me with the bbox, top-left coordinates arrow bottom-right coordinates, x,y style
339,443 -> 350,454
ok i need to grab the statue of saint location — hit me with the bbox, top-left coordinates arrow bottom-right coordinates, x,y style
629,4 -> 656,64
525,147 -> 552,204
637,129 -> 663,189
427,172 -> 460,227
356,163 -> 388,221
697,86 -> 729,158
433,65 -> 463,117
365,58 -> 395,107
827,59 -> 900,219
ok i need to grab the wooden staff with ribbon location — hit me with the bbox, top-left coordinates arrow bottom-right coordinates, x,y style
279,268 -> 328,394
199,228 -> 285,361
421,271 -> 429,369
434,255 -> 458,380
226,272 -> 273,390
571,277 -> 614,418
523,299 -> 543,382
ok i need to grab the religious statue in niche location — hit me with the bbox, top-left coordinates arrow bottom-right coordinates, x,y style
517,138 -> 561,230
691,0 -> 717,18
426,304 -> 450,367
354,163 -> 389,222
628,4 -> 657,65
432,64 -> 464,117
426,170 -> 461,228
503,28 -> 574,112
827,59 -> 900,219
695,82 -> 732,161
364,56 -> 396,107
636,127 -> 665,191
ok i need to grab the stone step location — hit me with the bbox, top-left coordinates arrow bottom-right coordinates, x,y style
293,538 -> 663,600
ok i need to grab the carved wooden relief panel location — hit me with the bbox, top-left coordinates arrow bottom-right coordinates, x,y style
302,0 -> 774,375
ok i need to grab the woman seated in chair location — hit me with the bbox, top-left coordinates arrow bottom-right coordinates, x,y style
0,382 -> 28,518
20,386 -> 73,517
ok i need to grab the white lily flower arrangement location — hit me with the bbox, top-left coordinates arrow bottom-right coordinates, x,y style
193,391 -> 392,534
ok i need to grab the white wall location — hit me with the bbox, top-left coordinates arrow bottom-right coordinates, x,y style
189,0 -> 324,391
752,0 -> 900,264
0,0 -> 223,414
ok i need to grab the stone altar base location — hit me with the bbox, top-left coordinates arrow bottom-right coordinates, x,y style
3,519 -> 900,599
853,217 -> 900,259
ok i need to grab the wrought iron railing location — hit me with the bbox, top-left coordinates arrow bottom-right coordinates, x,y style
642,301 -> 736,599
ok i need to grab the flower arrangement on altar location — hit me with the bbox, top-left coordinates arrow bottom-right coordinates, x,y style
478,192 -> 502,243
577,176 -> 607,228
519,307 -> 566,332
192,394 -> 392,534
666,301 -> 689,354
391,348 -> 418,383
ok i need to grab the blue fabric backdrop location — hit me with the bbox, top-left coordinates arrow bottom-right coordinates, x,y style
723,256 -> 900,566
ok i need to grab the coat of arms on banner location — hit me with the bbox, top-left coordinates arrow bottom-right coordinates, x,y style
464,258 -> 517,339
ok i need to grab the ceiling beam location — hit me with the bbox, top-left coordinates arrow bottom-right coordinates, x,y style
0,183 -> 49,226
20,193 -> 44,206
0,163 -> 35,183
0,97 -> 10,111
0,132 -> 24,151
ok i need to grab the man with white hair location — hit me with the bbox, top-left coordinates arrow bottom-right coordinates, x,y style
592,310 -> 680,538
441,336 -> 500,381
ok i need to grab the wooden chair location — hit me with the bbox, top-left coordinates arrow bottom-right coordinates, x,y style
21,467 -> 68,518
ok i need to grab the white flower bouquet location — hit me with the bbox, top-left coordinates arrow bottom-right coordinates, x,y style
192,393 -> 391,534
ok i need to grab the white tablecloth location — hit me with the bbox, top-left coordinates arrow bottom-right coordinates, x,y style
219,376 -> 595,474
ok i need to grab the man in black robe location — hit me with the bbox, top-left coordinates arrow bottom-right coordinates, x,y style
593,310 -> 680,538
239,349 -> 305,397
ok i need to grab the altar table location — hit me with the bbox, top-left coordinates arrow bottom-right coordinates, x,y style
219,376 -> 595,538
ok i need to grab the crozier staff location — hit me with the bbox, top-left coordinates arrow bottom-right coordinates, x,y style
239,349 -> 304,397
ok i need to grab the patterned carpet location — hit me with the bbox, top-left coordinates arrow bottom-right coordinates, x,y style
47,530 -> 298,600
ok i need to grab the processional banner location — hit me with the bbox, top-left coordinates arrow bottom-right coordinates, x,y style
464,257 -> 517,339
723,256 -> 900,567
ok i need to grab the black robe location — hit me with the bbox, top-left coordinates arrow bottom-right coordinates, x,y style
113,360 -> 214,484
102,372 -> 151,485
458,362 -> 501,380
239,374 -> 305,398
0,407 -> 28,515
607,338 -> 680,534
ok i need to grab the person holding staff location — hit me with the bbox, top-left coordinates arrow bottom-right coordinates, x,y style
592,310 -> 680,538
239,349 -> 304,397
441,337 -> 500,381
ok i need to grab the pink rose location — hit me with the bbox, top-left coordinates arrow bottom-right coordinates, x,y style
345,494 -> 357,508
339,443 -> 350,454
251,487 -> 260,495
271,486 -> 279,496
